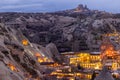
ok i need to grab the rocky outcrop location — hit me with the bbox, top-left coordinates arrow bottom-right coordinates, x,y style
46,43 -> 63,63
0,23 -> 61,79
0,4 -> 119,79
0,5 -> 119,53
94,66 -> 114,80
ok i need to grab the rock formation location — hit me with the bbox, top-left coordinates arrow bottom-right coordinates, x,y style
94,66 -> 114,80
0,23 -> 63,79
0,4 -> 119,79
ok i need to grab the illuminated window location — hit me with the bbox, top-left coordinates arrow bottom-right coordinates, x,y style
22,39 -> 28,46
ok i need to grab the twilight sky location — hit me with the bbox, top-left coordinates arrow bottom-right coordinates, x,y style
0,0 -> 119,13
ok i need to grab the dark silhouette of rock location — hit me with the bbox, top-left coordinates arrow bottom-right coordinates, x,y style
46,43 -> 62,63
94,66 -> 114,80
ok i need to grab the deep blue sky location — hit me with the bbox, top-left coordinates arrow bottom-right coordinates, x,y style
0,0 -> 119,13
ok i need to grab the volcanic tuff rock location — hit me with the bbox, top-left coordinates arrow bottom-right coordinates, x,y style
0,5 -> 119,52
0,4 -> 120,52
94,66 -> 114,80
0,4 -> 120,79
0,23 -> 64,79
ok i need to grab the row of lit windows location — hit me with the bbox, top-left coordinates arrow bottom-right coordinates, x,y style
112,63 -> 119,70
70,55 -> 101,64
80,63 -> 102,70
51,72 -> 92,79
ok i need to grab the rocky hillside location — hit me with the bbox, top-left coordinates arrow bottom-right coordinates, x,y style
0,4 -> 120,53
0,4 -> 120,79
0,22 -> 67,79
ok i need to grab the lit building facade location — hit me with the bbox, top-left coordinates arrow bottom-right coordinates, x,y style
63,51 -> 120,71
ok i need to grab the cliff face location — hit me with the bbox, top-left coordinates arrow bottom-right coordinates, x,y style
0,22 -> 65,79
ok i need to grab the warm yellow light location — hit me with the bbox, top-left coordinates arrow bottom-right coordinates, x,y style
87,74 -> 92,79
57,76 -> 63,79
7,63 -> 17,71
37,58 -> 44,63
95,65 -> 99,70
70,78 -> 74,80
112,63 -> 118,70
22,39 -> 28,46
